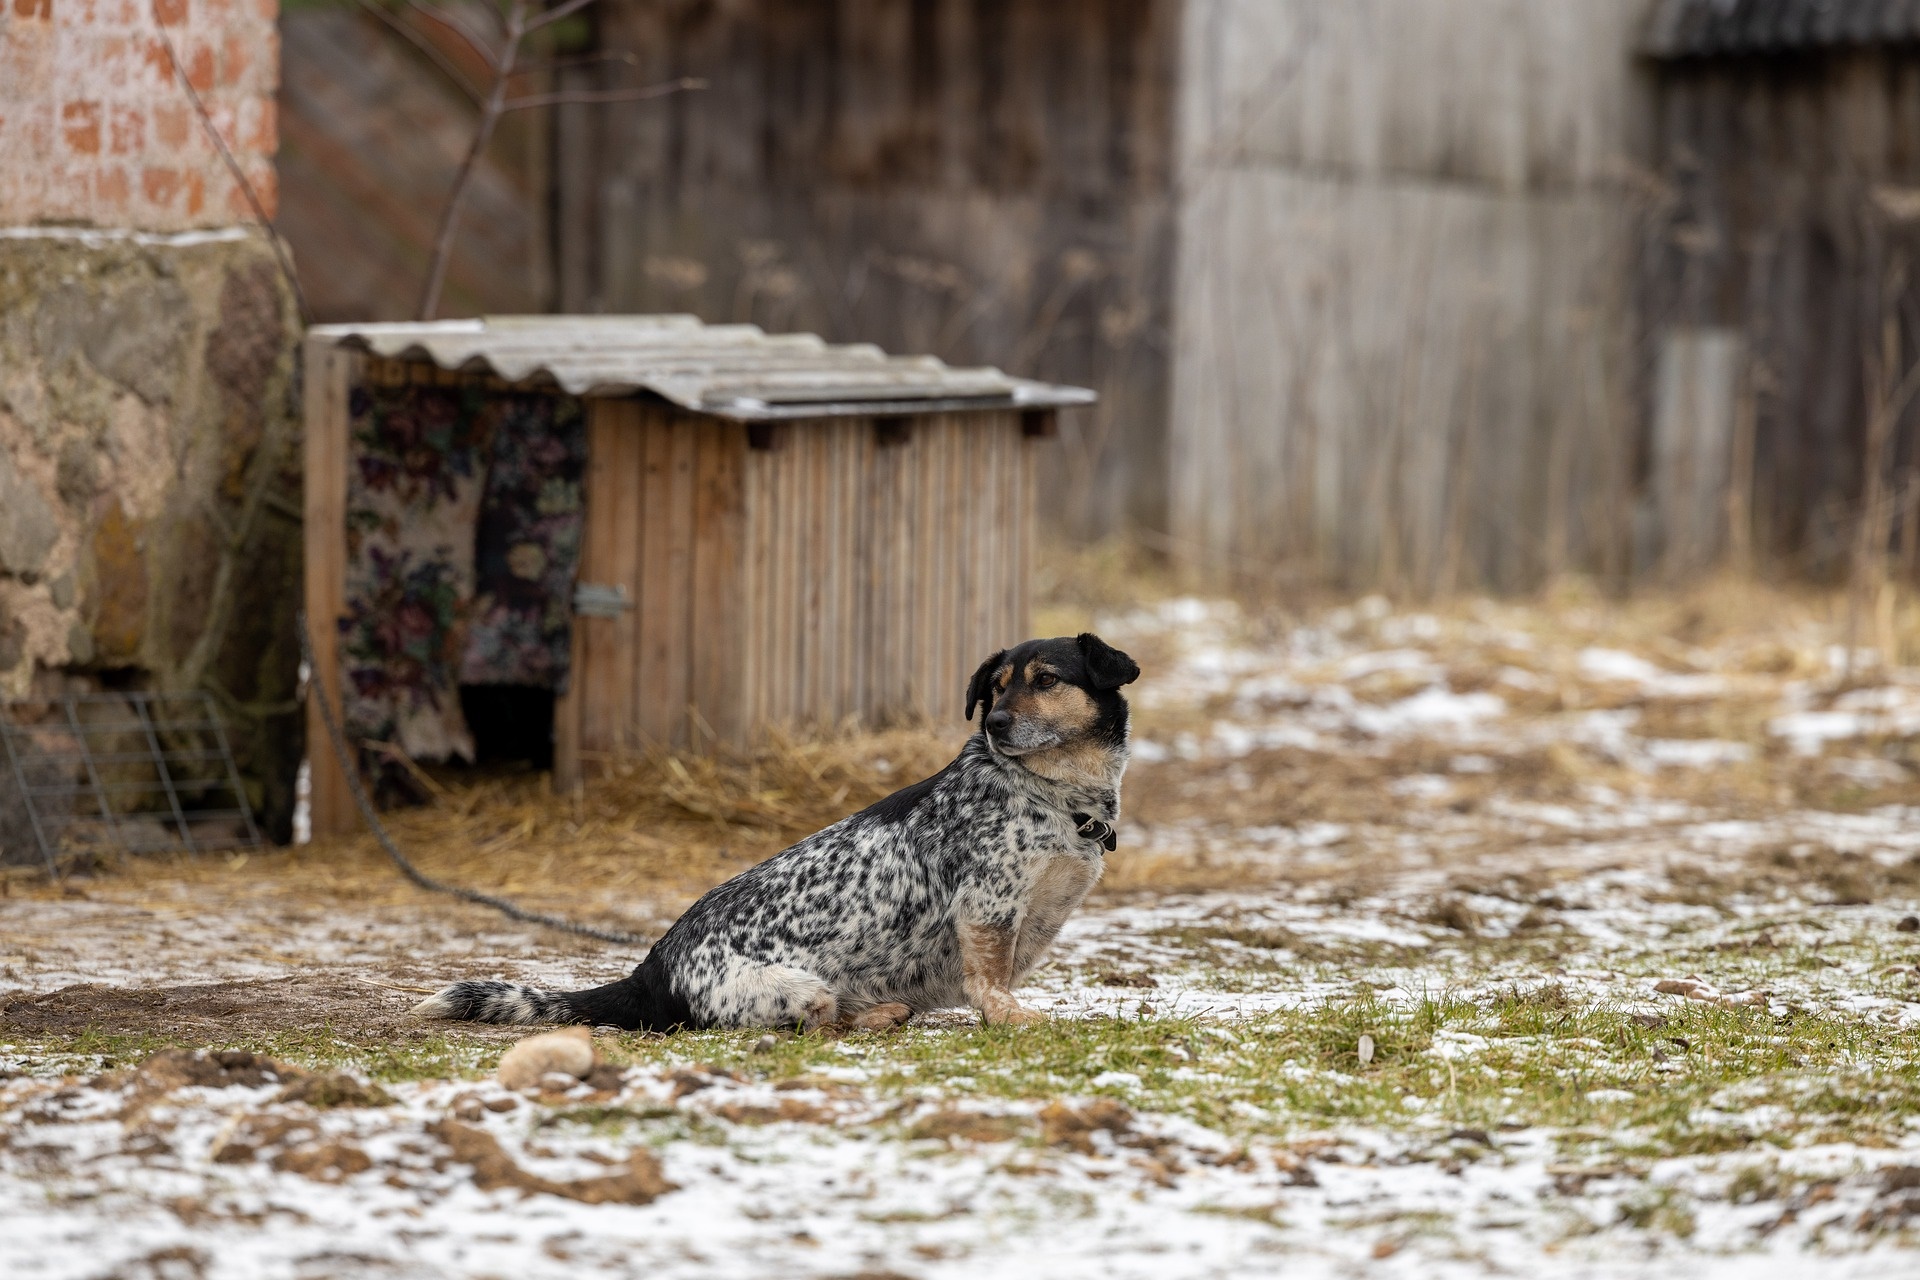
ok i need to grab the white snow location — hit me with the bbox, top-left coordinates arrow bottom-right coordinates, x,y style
12,591 -> 1920,1276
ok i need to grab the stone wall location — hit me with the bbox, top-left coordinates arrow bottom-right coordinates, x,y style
0,0 -> 279,229
0,228 -> 303,843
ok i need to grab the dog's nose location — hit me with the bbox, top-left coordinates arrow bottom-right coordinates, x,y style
984,708 -> 1013,734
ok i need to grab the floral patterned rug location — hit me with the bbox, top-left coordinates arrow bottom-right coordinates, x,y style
340,381 -> 585,776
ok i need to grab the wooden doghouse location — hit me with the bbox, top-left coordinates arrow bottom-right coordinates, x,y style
302,316 -> 1093,838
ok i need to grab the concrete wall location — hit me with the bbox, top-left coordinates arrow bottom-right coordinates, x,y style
1169,0 -> 1655,591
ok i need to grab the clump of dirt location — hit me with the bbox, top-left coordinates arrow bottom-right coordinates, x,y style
909,1109 -> 1028,1144
133,1049 -> 301,1093
428,1118 -> 674,1205
665,1065 -> 747,1100
710,1097 -> 832,1125
1419,897 -> 1485,935
1663,845 -> 1920,907
275,1071 -> 395,1109
1040,1099 -> 1134,1153
95,1245 -> 210,1280
271,1141 -> 373,1183
210,1112 -> 319,1164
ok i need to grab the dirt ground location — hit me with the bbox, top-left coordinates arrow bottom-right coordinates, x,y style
8,578 -> 1920,1278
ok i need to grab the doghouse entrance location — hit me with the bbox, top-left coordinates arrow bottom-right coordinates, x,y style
458,685 -> 555,770
336,367 -> 586,792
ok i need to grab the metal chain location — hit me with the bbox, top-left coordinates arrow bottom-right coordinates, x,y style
297,613 -> 649,947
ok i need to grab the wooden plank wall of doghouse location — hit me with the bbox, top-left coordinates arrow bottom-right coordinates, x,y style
557,403 -> 1033,783
740,411 -> 1034,733
558,398 -> 747,778
302,337 -> 359,840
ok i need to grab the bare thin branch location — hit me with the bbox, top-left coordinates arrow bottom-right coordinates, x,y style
418,0 -> 528,318
350,0 -> 486,106
515,49 -> 639,71
402,0 -> 504,72
522,0 -> 598,35
501,76 -> 705,111
149,0 -> 311,325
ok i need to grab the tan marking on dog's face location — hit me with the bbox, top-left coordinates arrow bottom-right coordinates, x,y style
997,665 -> 1098,738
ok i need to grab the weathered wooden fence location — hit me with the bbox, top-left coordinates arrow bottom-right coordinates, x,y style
1169,0 -> 1653,593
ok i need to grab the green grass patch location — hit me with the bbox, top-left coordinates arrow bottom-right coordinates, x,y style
8,979 -> 1918,1163
570,987 -> 1920,1158
0,1026 -> 505,1083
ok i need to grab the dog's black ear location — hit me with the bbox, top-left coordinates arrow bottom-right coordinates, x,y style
965,649 -> 1008,722
1077,633 -> 1140,690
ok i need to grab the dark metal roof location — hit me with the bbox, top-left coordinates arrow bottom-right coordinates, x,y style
1645,0 -> 1920,57
308,315 -> 1096,421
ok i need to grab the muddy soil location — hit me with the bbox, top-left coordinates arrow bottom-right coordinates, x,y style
0,975 -> 505,1044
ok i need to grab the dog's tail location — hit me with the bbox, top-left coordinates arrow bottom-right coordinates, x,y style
412,980 -> 580,1026
413,958 -> 688,1032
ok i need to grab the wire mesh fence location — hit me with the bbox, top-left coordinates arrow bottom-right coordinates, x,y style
0,692 -> 261,874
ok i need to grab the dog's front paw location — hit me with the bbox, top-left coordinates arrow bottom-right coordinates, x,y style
980,992 -> 1046,1027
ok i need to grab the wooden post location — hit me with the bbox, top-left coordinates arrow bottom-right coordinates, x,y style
302,337 -> 359,839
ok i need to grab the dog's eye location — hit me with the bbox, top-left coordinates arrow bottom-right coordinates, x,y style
1033,673 -> 1058,689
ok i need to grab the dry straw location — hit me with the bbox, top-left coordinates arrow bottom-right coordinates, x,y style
14,725 -> 963,920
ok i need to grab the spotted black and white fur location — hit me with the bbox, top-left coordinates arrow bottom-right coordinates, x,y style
414,633 -> 1140,1032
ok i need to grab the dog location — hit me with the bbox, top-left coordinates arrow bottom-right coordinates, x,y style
414,632 -> 1139,1032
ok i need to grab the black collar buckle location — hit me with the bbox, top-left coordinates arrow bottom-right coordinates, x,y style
1071,812 -> 1117,853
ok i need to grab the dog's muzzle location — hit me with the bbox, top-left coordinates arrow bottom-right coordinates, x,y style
984,720 -> 1061,756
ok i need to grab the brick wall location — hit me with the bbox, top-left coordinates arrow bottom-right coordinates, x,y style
0,0 -> 278,229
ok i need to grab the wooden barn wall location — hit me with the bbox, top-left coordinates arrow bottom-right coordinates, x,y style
1643,50 -> 1920,581
566,0 -> 1177,543
276,5 -> 553,322
1170,0 -> 1653,592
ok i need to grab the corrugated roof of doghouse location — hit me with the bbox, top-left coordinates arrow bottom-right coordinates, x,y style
1645,0 -> 1920,56
308,315 -> 1096,421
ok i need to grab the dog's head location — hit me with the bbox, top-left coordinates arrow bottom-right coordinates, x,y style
965,634 -> 1139,764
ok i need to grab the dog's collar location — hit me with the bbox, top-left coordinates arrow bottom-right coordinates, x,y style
1071,812 -> 1117,853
